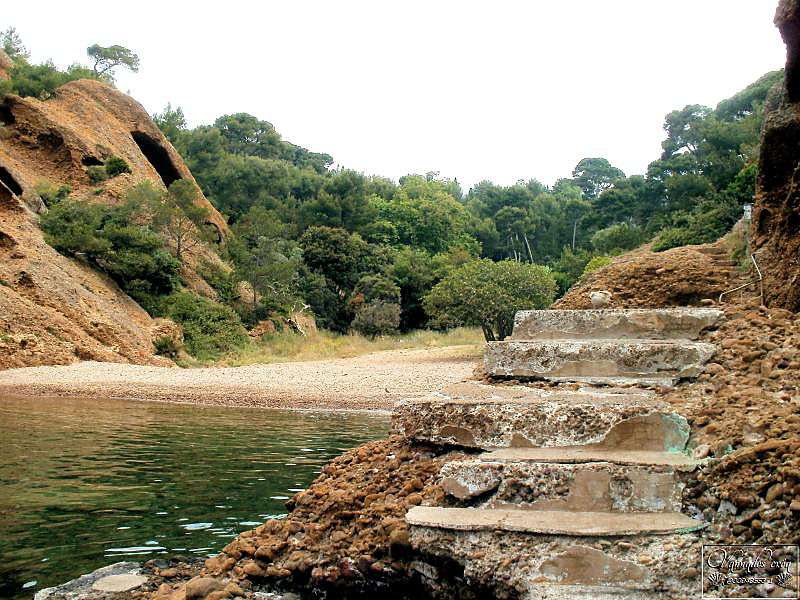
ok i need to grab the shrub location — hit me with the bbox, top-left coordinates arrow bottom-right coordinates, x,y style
153,335 -> 181,358
423,259 -> 557,341
581,256 -> 613,278
590,223 -> 646,255
167,293 -> 247,359
33,181 -> 72,207
39,197 -> 180,310
200,262 -> 240,305
86,165 -> 109,183
352,301 -> 401,338
104,156 -> 131,177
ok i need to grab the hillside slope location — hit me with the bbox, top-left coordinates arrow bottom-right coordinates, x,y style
0,73 -> 229,369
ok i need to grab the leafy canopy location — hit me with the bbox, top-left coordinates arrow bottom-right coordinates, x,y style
423,259 -> 557,342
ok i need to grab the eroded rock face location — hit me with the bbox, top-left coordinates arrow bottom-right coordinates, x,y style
751,1 -> 800,311
0,79 -> 231,368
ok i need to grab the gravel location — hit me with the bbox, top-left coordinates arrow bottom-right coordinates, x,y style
0,346 -> 480,411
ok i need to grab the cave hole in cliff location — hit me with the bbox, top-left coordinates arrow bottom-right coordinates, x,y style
81,155 -> 103,166
0,104 -> 14,125
0,167 -> 23,196
131,131 -> 181,187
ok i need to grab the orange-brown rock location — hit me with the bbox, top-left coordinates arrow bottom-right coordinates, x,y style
0,79 -> 231,369
0,49 -> 12,81
751,0 -> 800,311
554,242 -> 744,310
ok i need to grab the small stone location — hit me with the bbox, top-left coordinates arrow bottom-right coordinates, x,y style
684,567 -> 699,578
693,444 -> 711,459
638,555 -> 655,565
224,582 -> 244,597
186,577 -> 225,600
718,500 -> 737,515
159,568 -> 178,578
92,574 -> 148,593
790,500 -> 800,512
242,562 -> 264,577
766,483 -> 784,503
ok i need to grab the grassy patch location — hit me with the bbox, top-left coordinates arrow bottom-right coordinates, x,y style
218,327 -> 484,366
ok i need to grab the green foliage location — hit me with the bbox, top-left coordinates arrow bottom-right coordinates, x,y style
352,274 -> 401,305
590,223 -> 646,255
153,335 -> 181,358
423,260 -> 557,341
581,256 -> 612,278
86,166 -> 108,183
200,262 -> 240,305
166,292 -> 246,359
104,156 -> 131,177
39,197 -> 180,310
650,227 -> 697,252
135,180 -> 210,261
1,27 -> 29,61
0,60 -> 100,99
33,181 -> 71,207
549,246 -> 593,295
351,301 -> 401,339
571,158 -> 625,199
86,44 -> 139,79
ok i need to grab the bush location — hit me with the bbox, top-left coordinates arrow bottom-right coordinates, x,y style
423,259 -> 557,341
200,262 -> 240,305
581,256 -> 612,278
351,301 -> 401,338
39,197 -> 180,310
0,60 -> 99,100
86,166 -> 109,183
590,223 -> 646,255
167,293 -> 247,359
33,181 -> 71,207
153,335 -> 181,358
104,156 -> 131,177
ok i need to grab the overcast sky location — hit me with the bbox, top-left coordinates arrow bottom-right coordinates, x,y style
5,1 -> 787,191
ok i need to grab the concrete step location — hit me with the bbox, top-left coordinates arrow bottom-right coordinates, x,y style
392,382 -> 689,451
409,524 -> 701,597
509,308 -> 723,341
484,339 -> 716,385
440,459 -> 688,512
406,506 -> 705,535
481,447 -> 696,466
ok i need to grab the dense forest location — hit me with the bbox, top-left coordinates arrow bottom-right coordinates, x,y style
0,27 -> 782,356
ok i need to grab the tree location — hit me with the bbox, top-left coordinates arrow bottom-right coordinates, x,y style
423,259 -> 557,341
352,301 -> 401,338
571,158 -> 625,199
86,44 -> 139,79
1,27 -> 29,61
153,103 -> 187,147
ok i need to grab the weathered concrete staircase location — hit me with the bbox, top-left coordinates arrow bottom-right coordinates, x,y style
394,308 -> 724,599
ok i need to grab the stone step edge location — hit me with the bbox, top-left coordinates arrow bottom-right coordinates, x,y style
406,507 -> 705,536
469,447 -> 699,469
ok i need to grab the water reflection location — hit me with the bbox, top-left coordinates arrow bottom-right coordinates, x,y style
0,395 -> 389,599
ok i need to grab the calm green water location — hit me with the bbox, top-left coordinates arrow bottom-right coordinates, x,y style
0,395 -> 390,600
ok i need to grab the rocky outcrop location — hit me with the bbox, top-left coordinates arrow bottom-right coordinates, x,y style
0,49 -> 12,81
0,79 -> 230,368
751,0 -> 800,311
554,243 -> 747,310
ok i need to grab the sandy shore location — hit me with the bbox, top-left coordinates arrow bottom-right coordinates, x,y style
0,345 -> 480,410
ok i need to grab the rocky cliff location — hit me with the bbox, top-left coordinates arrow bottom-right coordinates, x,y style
751,0 -> 800,311
0,64 -> 229,369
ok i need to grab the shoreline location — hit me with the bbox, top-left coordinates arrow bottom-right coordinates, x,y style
0,345 -> 480,412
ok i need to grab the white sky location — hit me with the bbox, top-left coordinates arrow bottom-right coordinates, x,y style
5,1 -> 787,191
